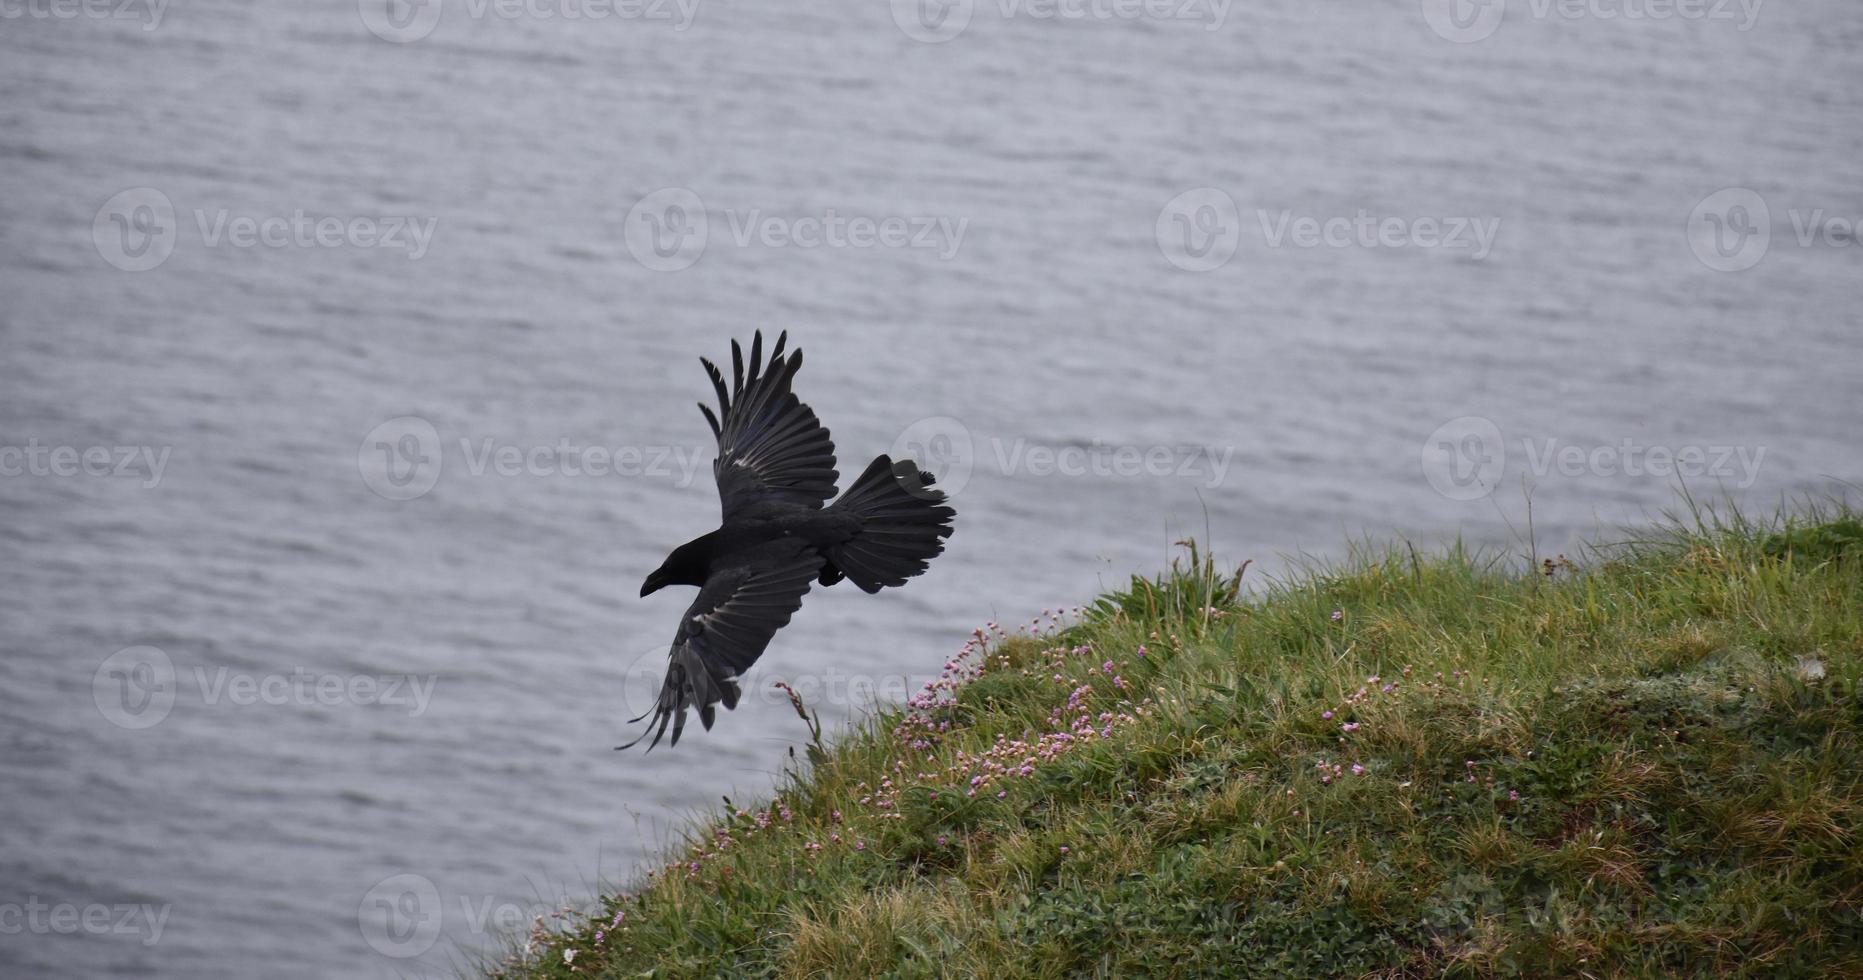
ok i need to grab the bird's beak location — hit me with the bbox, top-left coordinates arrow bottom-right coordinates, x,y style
640,571 -> 665,597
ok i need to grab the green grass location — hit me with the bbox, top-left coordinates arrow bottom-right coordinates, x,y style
496,503 -> 1862,978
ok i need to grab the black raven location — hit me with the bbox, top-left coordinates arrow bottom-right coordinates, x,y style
620,331 -> 955,750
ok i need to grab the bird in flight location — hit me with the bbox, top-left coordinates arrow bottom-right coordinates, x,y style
620,331 -> 955,750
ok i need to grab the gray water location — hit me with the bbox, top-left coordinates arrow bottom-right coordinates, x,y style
3,0 -> 1858,975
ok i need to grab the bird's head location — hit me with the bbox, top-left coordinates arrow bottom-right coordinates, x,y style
641,538 -> 709,596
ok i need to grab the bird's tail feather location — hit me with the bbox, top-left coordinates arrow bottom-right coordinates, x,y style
823,454 -> 955,594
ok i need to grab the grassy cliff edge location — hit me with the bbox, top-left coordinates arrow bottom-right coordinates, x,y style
500,507 -> 1861,978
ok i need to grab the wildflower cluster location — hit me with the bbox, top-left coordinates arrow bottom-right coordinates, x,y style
894,609 -> 1084,750
887,616 -> 1155,804
486,904 -> 610,977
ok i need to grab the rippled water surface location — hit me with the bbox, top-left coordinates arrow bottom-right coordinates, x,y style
2,1 -> 1859,975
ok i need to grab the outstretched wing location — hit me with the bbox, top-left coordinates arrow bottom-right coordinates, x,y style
698,330 -> 838,521
619,542 -> 826,750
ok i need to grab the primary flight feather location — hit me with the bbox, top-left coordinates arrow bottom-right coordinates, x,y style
620,331 -> 955,750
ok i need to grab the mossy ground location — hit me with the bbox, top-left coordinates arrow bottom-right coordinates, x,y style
492,503 -> 1862,978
